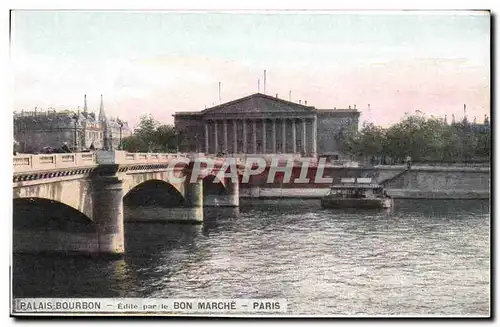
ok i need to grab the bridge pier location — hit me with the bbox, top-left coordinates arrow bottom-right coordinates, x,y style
183,178 -> 204,223
205,177 -> 240,207
223,177 -> 240,207
92,176 -> 125,255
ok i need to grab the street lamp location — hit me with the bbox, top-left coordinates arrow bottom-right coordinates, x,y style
72,113 -> 79,150
109,133 -> 114,151
176,131 -> 180,153
117,118 -> 124,150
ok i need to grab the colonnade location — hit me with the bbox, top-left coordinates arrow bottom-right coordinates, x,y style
204,117 -> 317,154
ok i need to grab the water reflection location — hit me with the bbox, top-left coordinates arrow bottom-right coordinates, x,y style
202,207 -> 240,236
125,222 -> 209,298
13,254 -> 139,297
124,205 -> 203,223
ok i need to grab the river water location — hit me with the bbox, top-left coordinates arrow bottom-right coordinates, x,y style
12,199 -> 490,316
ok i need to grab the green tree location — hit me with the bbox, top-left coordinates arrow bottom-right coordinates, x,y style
121,135 -> 149,152
358,122 -> 386,157
340,111 -> 491,164
337,125 -> 361,156
120,114 -> 181,153
475,129 -> 491,158
134,114 -> 158,141
153,124 -> 178,152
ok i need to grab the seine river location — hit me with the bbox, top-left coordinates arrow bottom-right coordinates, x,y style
12,199 -> 490,316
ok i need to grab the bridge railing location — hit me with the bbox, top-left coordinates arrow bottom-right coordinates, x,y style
116,151 -> 253,168
121,152 -> 244,166
15,151 -> 337,174
13,151 -> 217,174
13,153 -> 98,173
122,152 -> 190,163
91,151 -> 196,165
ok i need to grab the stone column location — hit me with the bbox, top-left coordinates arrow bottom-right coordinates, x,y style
223,119 -> 228,152
222,177 -> 240,207
184,178 -> 203,223
282,119 -> 286,153
272,119 -> 277,153
292,119 -> 297,153
232,120 -> 237,153
214,120 -> 219,153
252,119 -> 257,153
204,122 -> 209,153
302,118 -> 307,154
243,119 -> 247,153
262,119 -> 266,154
312,115 -> 318,154
92,176 -> 125,255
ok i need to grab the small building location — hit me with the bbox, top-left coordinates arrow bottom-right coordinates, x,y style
173,93 -> 360,158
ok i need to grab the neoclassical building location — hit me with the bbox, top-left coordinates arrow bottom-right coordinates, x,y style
174,93 -> 360,158
14,95 -> 132,153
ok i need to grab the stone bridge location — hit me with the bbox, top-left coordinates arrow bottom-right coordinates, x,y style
12,152 -> 490,255
13,151 -> 244,255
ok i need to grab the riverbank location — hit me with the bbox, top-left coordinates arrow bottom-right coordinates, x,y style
239,165 -> 490,200
239,188 -> 490,200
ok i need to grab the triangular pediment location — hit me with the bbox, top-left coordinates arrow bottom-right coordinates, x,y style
202,93 -> 316,115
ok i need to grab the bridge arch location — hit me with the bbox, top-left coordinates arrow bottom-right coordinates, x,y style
203,174 -> 228,197
202,174 -> 239,207
13,197 -> 98,254
123,179 -> 185,208
13,197 -> 95,230
13,179 -> 94,220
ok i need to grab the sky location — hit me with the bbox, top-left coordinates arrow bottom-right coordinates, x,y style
10,10 -> 490,128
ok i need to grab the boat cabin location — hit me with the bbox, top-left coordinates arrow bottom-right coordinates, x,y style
328,178 -> 386,199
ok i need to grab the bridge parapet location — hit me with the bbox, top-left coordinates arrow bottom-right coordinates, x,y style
95,151 -> 193,165
13,153 -> 97,173
96,151 -> 245,168
12,151 -> 236,177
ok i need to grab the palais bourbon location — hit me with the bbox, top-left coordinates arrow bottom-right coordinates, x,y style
174,93 -> 360,158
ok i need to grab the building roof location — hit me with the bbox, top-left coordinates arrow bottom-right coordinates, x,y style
318,109 -> 360,113
174,93 -> 360,117
175,93 -> 315,116
204,93 -> 316,114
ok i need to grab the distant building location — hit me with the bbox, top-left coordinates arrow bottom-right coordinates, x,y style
449,113 -> 490,133
470,115 -> 491,133
173,93 -> 360,158
13,95 -> 132,153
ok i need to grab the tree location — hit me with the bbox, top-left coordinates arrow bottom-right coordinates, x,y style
358,122 -> 386,158
120,114 -> 181,153
419,117 -> 446,160
153,124 -> 178,152
134,114 -> 158,141
337,125 -> 361,157
339,112 -> 490,164
121,135 -> 149,152
475,129 -> 491,158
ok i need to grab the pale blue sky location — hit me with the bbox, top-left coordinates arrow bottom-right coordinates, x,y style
11,11 -> 490,127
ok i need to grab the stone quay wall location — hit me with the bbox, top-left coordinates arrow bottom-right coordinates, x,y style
239,165 -> 490,199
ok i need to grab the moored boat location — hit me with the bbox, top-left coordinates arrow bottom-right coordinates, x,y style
321,177 -> 392,209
